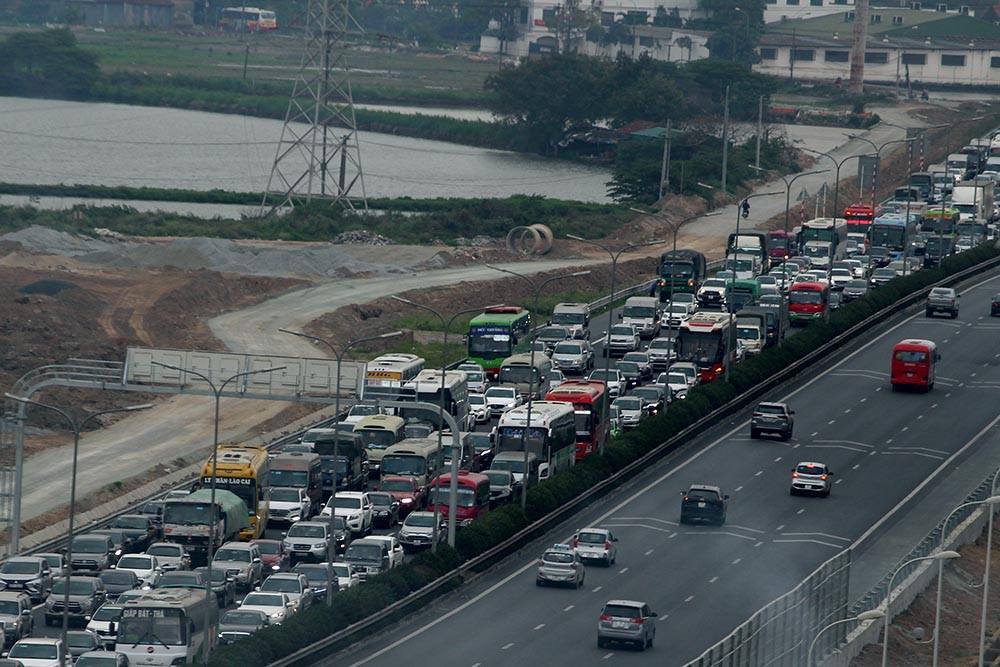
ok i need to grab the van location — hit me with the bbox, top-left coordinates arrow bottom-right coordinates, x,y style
620,297 -> 661,338
498,353 -> 553,399
550,303 -> 591,339
890,339 -> 938,391
490,451 -> 544,485
947,153 -> 972,181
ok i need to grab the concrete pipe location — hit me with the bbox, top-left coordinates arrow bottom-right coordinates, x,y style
528,223 -> 554,254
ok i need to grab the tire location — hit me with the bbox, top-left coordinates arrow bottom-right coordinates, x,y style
783,430 -> 793,442
952,311 -> 959,319
648,634 -> 654,648
598,638 -> 607,649
925,309 -> 933,317
638,638 -> 647,652
789,488 -> 797,496
536,579 -> 543,587
824,488 -> 831,498
750,428 -> 759,439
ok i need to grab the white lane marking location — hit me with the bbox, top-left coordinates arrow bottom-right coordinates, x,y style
827,420 -> 836,425
644,549 -> 654,556
668,532 -> 678,539
773,538 -> 845,548
796,508 -> 805,515
844,408 -> 852,414
602,653 -> 614,660
835,478 -> 843,485
602,522 -> 674,534
350,272 -> 1000,666
732,558 -> 742,565
811,431 -> 819,437
882,450 -> 946,461
734,485 -> 743,492
564,605 -> 574,612
619,567 -> 629,574
709,576 -> 719,583
917,415 -> 924,420
946,392 -> 952,398
684,595 -> 694,602
502,643 -> 514,650
852,464 -> 860,470
593,586 -> 602,592
889,445 -> 950,456
774,456 -> 783,462
869,451 -> 877,456
776,524 -> 785,531
534,624 -> 545,631
682,531 -> 756,541
886,438 -> 893,444
472,663 -> 481,667
813,439 -> 874,450
793,444 -> 801,449
972,372 -> 978,378
755,470 -> 763,476
931,403 -> 938,408
860,397 -> 867,403
614,517 -> 679,526
728,524 -> 765,534
780,532 -> 850,542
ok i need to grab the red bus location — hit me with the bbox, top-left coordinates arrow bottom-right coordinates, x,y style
426,471 -> 491,522
890,339 -> 938,391
544,380 -> 609,461
767,230 -> 793,260
843,204 -> 875,236
788,282 -> 829,326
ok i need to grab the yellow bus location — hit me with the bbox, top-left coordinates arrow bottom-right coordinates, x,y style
199,444 -> 270,540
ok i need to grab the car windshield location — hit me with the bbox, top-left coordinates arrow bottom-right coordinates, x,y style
67,633 -> 96,648
147,545 -> 181,558
874,269 -> 895,278
466,371 -> 484,383
117,556 -> 153,570
345,544 -> 382,562
270,488 -> 302,503
256,542 -> 281,555
469,395 -> 486,406
160,573 -> 199,586
930,288 -> 953,297
51,580 -> 94,596
92,605 -> 122,622
9,644 -> 58,659
542,551 -> 574,564
405,514 -> 436,528
603,604 -> 642,619
847,280 -> 867,288
789,291 -> 823,304
222,611 -> 264,625
616,362 -> 638,373
293,567 -> 327,585
610,326 -> 634,336
349,405 -> 380,417
261,578 -> 300,594
485,387 -> 515,399
553,343 -> 582,355
332,497 -> 362,510
831,269 -> 851,277
632,388 -> 659,400
648,339 -> 674,350
537,327 -> 568,340
483,471 -> 510,486
0,561 -> 39,575
331,563 -> 352,577
589,371 -> 618,382
100,571 -> 136,585
73,538 -> 107,554
214,548 -> 250,563
551,311 -> 586,325
667,373 -> 687,385
613,398 -> 642,411
369,494 -> 393,507
287,524 -> 325,539
242,593 -> 283,607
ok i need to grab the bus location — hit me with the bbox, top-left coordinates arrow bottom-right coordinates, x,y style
495,401 -> 577,477
891,339 -> 938,391
353,414 -> 406,477
426,471 -> 491,522
399,369 -> 470,431
921,207 -> 960,234
380,438 -> 445,488
467,306 -> 531,378
220,6 -> 277,32
797,217 -> 846,252
544,380 -> 609,460
498,353 -> 553,399
656,250 -> 708,300
767,230 -> 793,260
788,282 -> 829,325
199,444 -> 269,541
268,453 -> 322,515
117,588 -> 217,666
363,353 -> 424,400
870,214 -> 918,251
843,204 -> 875,236
675,312 -> 733,383
308,429 -> 367,496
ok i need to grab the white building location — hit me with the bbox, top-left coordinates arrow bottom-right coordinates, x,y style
764,0 -> 855,26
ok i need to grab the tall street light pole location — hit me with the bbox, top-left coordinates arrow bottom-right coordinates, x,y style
882,550 -> 961,667
807,610 -> 884,666
932,496 -> 1000,667
5,395 -> 152,667
566,236 -> 664,455
844,133 -> 916,206
798,147 -> 875,220
485,267 -> 590,509
390,298 -> 501,546
980,471 -> 1000,667
149,361 -> 285,659
278,328 -> 403,605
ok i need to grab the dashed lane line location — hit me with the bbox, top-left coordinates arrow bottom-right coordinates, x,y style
502,643 -> 514,650
534,624 -> 545,631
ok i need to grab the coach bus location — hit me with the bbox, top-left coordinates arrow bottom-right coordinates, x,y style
363,353 -> 424,400
199,444 -> 269,540
399,369 -> 470,431
380,438 -> 445,488
220,6 -> 277,31
495,401 -> 576,478
117,588 -> 217,666
544,380 -> 609,460
467,306 -> 531,378
675,312 -> 733,383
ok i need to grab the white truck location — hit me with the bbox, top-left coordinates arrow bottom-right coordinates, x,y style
550,302 -> 590,339
952,181 -> 994,223
620,296 -> 661,338
947,153 -> 973,182
802,240 -> 834,268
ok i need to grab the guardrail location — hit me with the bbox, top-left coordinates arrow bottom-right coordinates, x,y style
271,250 -> 1000,667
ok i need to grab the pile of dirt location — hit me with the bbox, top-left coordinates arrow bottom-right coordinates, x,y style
332,230 -> 393,246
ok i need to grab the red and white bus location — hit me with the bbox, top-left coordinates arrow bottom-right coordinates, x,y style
843,204 -> 875,236
220,6 -> 278,32
544,380 -> 609,461
675,312 -> 734,383
788,282 -> 829,326
890,339 -> 938,391
426,471 -> 491,522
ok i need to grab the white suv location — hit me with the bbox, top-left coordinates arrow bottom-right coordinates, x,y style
605,325 -> 640,356
322,492 -> 373,535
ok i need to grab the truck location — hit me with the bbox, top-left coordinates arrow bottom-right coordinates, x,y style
946,153 -> 973,182
162,489 -> 249,558
907,173 -> 934,202
735,311 -> 766,356
802,240 -> 834,268
737,306 -> 784,348
952,181 -> 993,223
312,428 -> 368,497
726,232 -> 769,272
656,250 -> 708,301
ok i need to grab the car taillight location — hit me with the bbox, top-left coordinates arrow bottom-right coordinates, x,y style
604,540 -> 612,550
633,617 -> 645,625
600,614 -> 612,621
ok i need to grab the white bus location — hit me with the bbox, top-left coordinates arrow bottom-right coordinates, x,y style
379,438 -> 445,487
220,6 -> 278,31
363,353 -> 425,400
116,588 -> 217,666
399,369 -> 471,431
495,401 -> 576,479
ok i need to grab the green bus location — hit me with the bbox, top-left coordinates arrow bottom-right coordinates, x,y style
467,306 -> 531,379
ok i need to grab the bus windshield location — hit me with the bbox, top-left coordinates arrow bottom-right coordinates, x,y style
429,487 -> 476,507
201,477 -> 256,511
469,334 -> 511,355
499,366 -> 537,385
551,312 -> 585,326
119,613 -> 186,646
356,429 -> 397,450
269,470 -> 308,488
497,426 -> 546,451
790,291 -> 824,304
574,410 -> 592,436
381,455 -> 427,477
676,331 -> 723,365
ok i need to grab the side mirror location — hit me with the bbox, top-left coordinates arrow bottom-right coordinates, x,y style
828,471 -> 835,476
790,410 -> 796,415
617,313 -> 623,320
650,611 -> 658,617
612,537 -> 619,542
254,585 -> 261,591
724,495 -> 730,500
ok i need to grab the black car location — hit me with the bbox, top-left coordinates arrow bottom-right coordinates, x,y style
629,386 -> 666,415
311,515 -> 351,554
614,361 -> 642,389
679,485 -> 728,526
291,563 -> 335,603
97,570 -> 139,601
109,515 -> 157,553
194,567 -> 236,607
869,246 -> 891,268
993,293 -> 1000,316
368,492 -> 399,528
155,570 -> 204,591
750,402 -> 794,440
89,529 -> 134,562
466,432 -> 494,471
218,609 -> 269,645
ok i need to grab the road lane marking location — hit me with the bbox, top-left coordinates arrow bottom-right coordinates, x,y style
811,431 -> 819,437
564,605 -> 574,611
728,524 -> 765,533
901,426 -> 909,432
502,643 -> 514,650
886,438 -> 893,444
860,397 -> 867,403
931,403 -> 938,408
684,595 -> 694,602
753,541 -> 763,548
875,387 -> 882,391
683,531 -> 756,541
669,532 -> 678,539
614,517 -> 678,526
776,524 -> 785,531
844,408 -> 852,414
602,653 -> 614,660
602,522 -> 674,534
793,444 -> 801,449
852,464 -> 860,470
827,420 -> 836,425
709,576 -> 718,583
917,415 -> 924,420
774,457 -> 782,462
534,624 -> 545,631
644,549 -> 654,556
773,538 -> 845,548
780,532 -> 850,541
755,470 -> 763,476
835,478 -> 843,484
619,567 -> 629,574
593,586 -> 602,592
731,558 -> 741,565
796,508 -> 805,515
734,485 -> 743,492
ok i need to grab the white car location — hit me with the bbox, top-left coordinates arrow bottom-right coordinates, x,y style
457,364 -> 488,393
842,258 -> 865,279
331,562 -> 360,590
668,362 -> 700,388
829,268 -> 852,289
268,487 -> 311,524
468,393 -> 490,423
113,554 -> 160,587
755,274 -> 778,291
605,324 -> 640,356
571,527 -> 618,566
646,337 -> 676,370
484,386 -> 521,417
343,404 -> 383,425
239,591 -> 295,625
588,369 -> 625,398
365,535 -> 405,569
7,638 -> 65,667
697,278 -> 728,308
611,396 -> 644,429
321,492 -> 373,535
85,603 -> 121,649
790,461 -> 834,497
659,371 -> 689,400
550,340 -> 595,374
670,292 -> 697,309
661,302 -> 693,328
145,542 -> 190,571
258,573 -> 314,612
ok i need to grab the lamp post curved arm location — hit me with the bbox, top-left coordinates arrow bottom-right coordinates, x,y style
799,147 -> 875,219
807,610 -> 884,666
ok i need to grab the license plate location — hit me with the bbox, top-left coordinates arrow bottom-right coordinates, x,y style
613,620 -> 628,629
698,502 -> 706,508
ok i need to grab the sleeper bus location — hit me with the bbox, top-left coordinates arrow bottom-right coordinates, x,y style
544,379 -> 609,460
843,204 -> 875,236
494,401 -> 576,478
199,444 -> 269,541
117,588 -> 218,666
467,306 -> 531,378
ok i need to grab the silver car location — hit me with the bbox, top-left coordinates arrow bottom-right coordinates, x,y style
790,461 -> 834,497
597,599 -> 657,650
611,397 -> 644,429
571,528 -> 617,566
535,545 -> 585,588
550,340 -> 594,374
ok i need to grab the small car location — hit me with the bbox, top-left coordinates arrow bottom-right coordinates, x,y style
368,492 -> 400,528
605,324 -> 640,356
484,386 -> 522,417
614,361 -> 643,389
630,385 -> 666,415
536,544 -> 585,588
468,393 -> 490,424
750,402 -> 794,441
588,369 -> 625,398
193,567 -> 236,607
253,539 -> 289,573
646,337 -> 676,369
992,293 -> 1000,316
842,279 -> 869,302
281,521 -> 331,563
790,461 -> 834,497
64,631 -> 101,661
85,603 -> 122,649
571,528 -> 617,566
76,651 -> 129,667
597,599 -> 657,650
377,475 -> 425,516
239,591 -> 294,625
217,609 -> 269,646
398,511 -> 444,553
679,485 -> 728,525
257,572 -> 313,612
550,339 -> 595,374
145,542 -> 191,572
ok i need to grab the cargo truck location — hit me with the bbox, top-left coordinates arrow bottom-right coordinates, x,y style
952,181 -> 993,223
162,489 -> 249,558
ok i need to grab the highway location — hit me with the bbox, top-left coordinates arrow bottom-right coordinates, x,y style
327,270 -> 1000,666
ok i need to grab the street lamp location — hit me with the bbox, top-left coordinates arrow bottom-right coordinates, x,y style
932,496 -> 1000,667
807,609 -> 884,666
148,361 -> 284,659
389,298 -> 501,547
278,328 -> 403,605
843,134 -> 916,206
798,147 -> 875,221
980,471 -> 1000,667
484,266 -> 590,508
882,550 -> 961,667
4,394 -> 152,667
566,235 -> 664,454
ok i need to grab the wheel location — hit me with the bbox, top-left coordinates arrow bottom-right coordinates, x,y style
598,638 -> 607,649
823,488 -> 831,498
952,311 -> 959,319
638,638 -> 647,652
782,431 -> 792,442
789,488 -> 797,496
648,634 -> 654,648
536,579 -> 543,587
750,428 -> 759,439
925,309 -> 933,317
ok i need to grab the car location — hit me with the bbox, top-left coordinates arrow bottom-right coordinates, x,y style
611,397 -> 644,429
258,573 -> 314,612
658,370 -> 689,401
468,393 -> 490,424
268,486 -> 312,524
759,293 -> 783,309
548,368 -> 566,387
281,521 -> 331,563
483,469 -> 521,507
112,554 -> 159,588
605,324 -> 640,356
69,535 -> 115,574
43,577 -> 106,627
484,386 -> 522,417
842,279 -> 869,302
108,515 -> 157,553
629,385 -> 666,415
89,529 -> 135,562
212,542 -> 263,592
536,544 -> 585,588
755,274 -> 778,290
550,340 -> 595,374
870,267 -> 896,288
679,485 -> 728,525
34,554 -> 64,581
598,600 -> 657,650
6,638 -> 65,667
97,569 -> 139,601
614,361 -> 642,389
253,539 -> 289,573
750,402 -> 794,440
343,403 -> 383,425
75,652 -> 129,667
668,362 -> 699,388
154,570 -> 205,592
842,258 -> 865,279
194,567 -> 236,607
829,289 -> 843,311
536,325 -> 572,352
64,631 -> 101,661
588,369 -> 625,398
621,352 -> 653,380
829,268 -> 852,289
992,293 -> 1000,316
84,603 -> 122,649
344,538 -> 393,581
321,491 -> 373,535
331,562 -> 360,591
926,287 -> 960,318
0,592 -> 33,644
377,475 -> 425,516
697,278 -> 728,309
368,492 -> 399,528
571,528 -> 617,566
365,535 -> 405,569
790,461 -> 835,497
398,511 -> 445,553
144,542 -> 190,572
290,563 -> 336,601
134,500 -> 164,530
461,368 -> 487,393
239,591 -> 295,625
217,609 -> 269,646
844,239 -> 861,256
869,246 -> 891,268
662,301 -> 693,328
645,337 -> 676,369
0,557 -> 52,603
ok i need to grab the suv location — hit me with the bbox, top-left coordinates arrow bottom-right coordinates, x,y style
679,485 -> 729,525
597,599 -> 657,650
790,461 -> 834,497
322,491 -> 373,535
398,511 -> 444,553
0,557 -> 52,603
750,402 -> 794,440
645,337 -> 676,370
0,592 -> 34,644
212,542 -> 263,592
7,638 -> 66,667
43,577 -> 106,627
258,573 -> 314,612
605,325 -> 640,356
268,487 -> 312,524
282,521 -> 330,563
926,287 -> 960,318
550,340 -> 594,374
343,538 -> 391,581
69,535 -> 115,574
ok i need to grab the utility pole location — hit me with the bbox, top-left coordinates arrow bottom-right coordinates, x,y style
659,119 -> 672,200
849,0 -> 870,94
721,86 -> 730,195
755,95 -> 763,171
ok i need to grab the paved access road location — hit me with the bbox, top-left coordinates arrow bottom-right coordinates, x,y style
331,271 -> 1000,666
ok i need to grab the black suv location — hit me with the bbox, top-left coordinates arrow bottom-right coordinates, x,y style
679,485 -> 728,525
750,402 -> 794,440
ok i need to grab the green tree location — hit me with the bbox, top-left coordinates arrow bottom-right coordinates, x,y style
0,29 -> 99,98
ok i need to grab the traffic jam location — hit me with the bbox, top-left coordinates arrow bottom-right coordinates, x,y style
3,132 -> 1000,665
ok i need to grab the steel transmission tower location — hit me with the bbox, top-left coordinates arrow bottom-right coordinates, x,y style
262,0 -> 367,213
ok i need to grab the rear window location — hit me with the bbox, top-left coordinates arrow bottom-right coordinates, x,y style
894,350 -> 927,363
542,551 -> 574,564
577,532 -> 605,544
603,604 -> 641,618
686,489 -> 720,501
755,404 -> 784,415
796,464 -> 827,475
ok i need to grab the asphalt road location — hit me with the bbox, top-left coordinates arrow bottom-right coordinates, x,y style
324,270 -> 1000,667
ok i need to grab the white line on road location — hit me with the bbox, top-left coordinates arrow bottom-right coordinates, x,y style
796,508 -> 805,515
593,586 -> 602,592
860,397 -> 867,403
773,538 -> 845,548
755,470 -> 763,476
734,485 -> 743,492
502,643 -> 514,650
886,438 -> 893,444
931,403 -> 938,408
728,524 -> 766,533
684,595 -> 694,602
811,431 -> 819,437
564,605 -> 574,612
709,576 -> 718,583
835,478 -> 843,485
534,624 -> 545,631
619,567 -> 629,574
827,420 -> 836,425
602,653 -> 614,660
875,387 -> 882,392
780,531 -> 850,542
901,426 -> 909,432
852,464 -> 860,469
668,532 -> 678,539
732,558 -> 742,565
614,517 -> 679,526
844,408 -> 851,414
774,456 -> 782,462
793,444 -> 801,449
917,415 -> 924,420
683,531 -> 756,541
776,524 -> 785,531
644,549 -> 654,556
602,522 -> 674,534
754,541 -> 763,548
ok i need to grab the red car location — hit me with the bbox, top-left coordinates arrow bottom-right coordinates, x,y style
253,539 -> 289,574
377,475 -> 425,516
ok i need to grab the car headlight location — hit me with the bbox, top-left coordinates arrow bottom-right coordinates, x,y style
400,498 -> 413,504
270,612 -> 282,620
